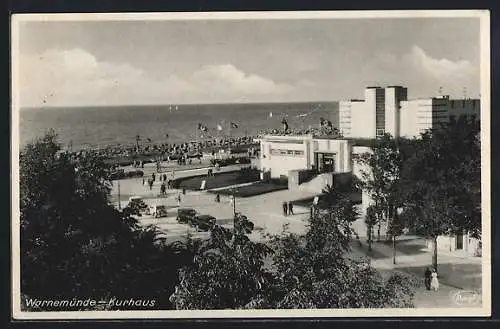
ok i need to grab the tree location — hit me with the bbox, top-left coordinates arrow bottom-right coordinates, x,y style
365,205 -> 378,251
356,134 -> 403,241
169,214 -> 273,309
260,197 -> 418,308
168,188 -> 417,309
355,134 -> 414,264
399,117 -> 481,271
20,131 -> 187,310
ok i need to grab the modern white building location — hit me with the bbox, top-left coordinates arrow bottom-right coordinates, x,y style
399,96 -> 480,138
259,134 -> 352,179
339,86 -> 479,139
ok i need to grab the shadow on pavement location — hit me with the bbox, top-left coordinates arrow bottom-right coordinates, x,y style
348,241 -> 390,260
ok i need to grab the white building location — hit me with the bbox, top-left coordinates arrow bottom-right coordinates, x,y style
339,86 -> 479,139
259,134 -> 352,179
400,96 -> 480,138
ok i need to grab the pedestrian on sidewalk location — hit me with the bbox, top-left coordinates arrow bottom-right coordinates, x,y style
160,182 -> 166,196
215,194 -> 220,203
424,267 -> 432,290
148,178 -> 153,190
430,268 -> 439,292
282,201 -> 288,217
288,201 -> 294,215
177,193 -> 182,206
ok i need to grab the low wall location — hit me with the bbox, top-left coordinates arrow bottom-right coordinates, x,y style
332,172 -> 352,189
288,169 -> 317,189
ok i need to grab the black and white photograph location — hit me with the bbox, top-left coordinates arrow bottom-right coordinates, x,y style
11,10 -> 490,319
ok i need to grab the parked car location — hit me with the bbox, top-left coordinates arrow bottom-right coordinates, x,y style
149,205 -> 168,218
194,215 -> 216,231
127,196 -> 148,215
176,208 -> 197,225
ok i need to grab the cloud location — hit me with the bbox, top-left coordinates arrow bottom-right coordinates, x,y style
363,45 -> 479,98
404,45 -> 476,81
18,48 -> 296,107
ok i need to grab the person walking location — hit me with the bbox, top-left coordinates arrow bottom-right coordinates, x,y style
288,201 -> 294,215
148,178 -> 153,190
215,194 -> 220,203
430,269 -> 439,292
177,193 -> 182,207
424,267 -> 432,290
152,173 -> 156,183
160,182 -> 166,196
282,201 -> 288,217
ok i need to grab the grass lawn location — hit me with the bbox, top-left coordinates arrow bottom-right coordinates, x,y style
178,170 -> 259,190
213,181 -> 288,197
292,190 -> 362,209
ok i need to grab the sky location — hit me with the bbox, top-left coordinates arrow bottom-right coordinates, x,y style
15,16 -> 482,107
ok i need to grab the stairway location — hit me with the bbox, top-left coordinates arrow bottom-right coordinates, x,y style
297,173 -> 334,193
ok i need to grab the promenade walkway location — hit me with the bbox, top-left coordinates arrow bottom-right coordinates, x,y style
350,237 -> 483,308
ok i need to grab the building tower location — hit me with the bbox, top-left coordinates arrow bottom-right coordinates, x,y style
385,86 -> 408,138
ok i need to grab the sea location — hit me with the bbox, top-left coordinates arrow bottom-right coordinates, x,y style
19,102 -> 338,150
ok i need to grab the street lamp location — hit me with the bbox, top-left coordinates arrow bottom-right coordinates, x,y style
231,188 -> 238,231
393,206 -> 404,265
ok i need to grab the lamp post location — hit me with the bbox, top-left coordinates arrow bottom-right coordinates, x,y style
117,180 -> 121,210
393,206 -> 404,265
231,188 -> 237,231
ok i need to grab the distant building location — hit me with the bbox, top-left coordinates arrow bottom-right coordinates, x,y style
339,86 -> 479,139
399,96 -> 480,138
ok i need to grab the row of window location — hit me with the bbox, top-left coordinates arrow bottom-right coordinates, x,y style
269,149 -> 305,156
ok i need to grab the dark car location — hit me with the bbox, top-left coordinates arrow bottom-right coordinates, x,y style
194,215 -> 216,231
176,208 -> 197,224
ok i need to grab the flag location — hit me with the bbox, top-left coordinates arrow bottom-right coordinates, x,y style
198,123 -> 208,132
231,122 -> 239,129
281,118 -> 289,132
217,124 -> 223,131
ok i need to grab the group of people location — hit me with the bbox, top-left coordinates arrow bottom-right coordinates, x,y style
424,267 -> 440,292
282,201 -> 294,216
82,135 -> 258,159
143,172 -> 176,191
256,125 -> 341,138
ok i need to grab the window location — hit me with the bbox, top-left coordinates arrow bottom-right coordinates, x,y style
269,148 -> 304,157
376,128 -> 385,137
